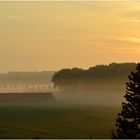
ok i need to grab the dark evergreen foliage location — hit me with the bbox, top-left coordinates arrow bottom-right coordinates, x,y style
112,63 -> 140,139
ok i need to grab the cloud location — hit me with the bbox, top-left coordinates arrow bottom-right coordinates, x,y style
79,33 -> 140,48
0,15 -> 20,20
116,36 -> 140,44
5,15 -> 20,20
124,10 -> 140,19
120,2 -> 140,23
131,19 -> 140,23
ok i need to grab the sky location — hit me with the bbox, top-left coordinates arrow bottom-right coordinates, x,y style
0,1 -> 140,72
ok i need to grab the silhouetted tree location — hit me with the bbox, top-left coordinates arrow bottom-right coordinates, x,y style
52,68 -> 84,90
112,63 -> 140,139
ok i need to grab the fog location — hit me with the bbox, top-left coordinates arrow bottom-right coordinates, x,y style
0,83 -> 124,108
53,90 -> 124,108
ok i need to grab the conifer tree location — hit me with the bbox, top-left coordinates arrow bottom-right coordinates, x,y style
112,63 -> 140,139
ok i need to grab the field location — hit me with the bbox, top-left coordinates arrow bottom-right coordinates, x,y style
0,102 -> 120,139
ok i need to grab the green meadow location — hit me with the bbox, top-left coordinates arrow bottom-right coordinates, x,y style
0,102 -> 119,139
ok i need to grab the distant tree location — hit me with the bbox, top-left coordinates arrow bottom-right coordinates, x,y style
52,68 -> 71,89
52,68 -> 84,90
112,63 -> 140,139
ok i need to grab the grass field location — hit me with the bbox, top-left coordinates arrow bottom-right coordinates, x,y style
0,102 -> 119,139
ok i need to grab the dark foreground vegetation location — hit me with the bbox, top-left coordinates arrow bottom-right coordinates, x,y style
52,63 -> 136,91
113,63 -> 140,139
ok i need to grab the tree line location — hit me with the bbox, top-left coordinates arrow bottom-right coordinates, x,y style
52,63 -> 136,91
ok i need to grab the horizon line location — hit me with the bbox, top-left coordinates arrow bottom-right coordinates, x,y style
0,62 -> 137,74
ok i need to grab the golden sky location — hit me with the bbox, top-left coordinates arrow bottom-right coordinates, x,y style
0,1 -> 140,72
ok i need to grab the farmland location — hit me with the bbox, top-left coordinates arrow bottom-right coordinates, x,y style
0,102 -> 119,139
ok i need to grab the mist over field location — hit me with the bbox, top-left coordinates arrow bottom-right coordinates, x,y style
0,63 -> 136,107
